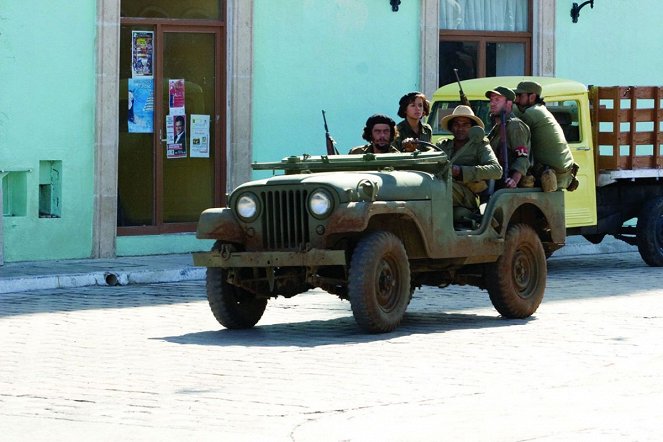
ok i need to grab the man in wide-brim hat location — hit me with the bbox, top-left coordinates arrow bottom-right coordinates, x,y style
439,104 -> 484,132
434,105 -> 502,222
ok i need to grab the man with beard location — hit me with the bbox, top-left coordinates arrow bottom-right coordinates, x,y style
348,114 -> 400,154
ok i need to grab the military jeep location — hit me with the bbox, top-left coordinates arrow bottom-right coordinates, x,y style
193,148 -> 565,333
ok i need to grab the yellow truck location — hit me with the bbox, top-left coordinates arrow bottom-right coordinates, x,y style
429,76 -> 663,266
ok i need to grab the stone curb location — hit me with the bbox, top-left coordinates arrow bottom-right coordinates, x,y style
0,267 -> 206,295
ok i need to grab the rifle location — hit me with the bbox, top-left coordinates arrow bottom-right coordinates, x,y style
500,109 -> 509,182
453,68 -> 470,107
322,110 -> 339,155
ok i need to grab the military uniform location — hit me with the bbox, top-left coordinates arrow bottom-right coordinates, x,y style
348,143 -> 400,155
393,120 -> 432,151
436,137 -> 502,210
487,113 -> 531,187
515,103 -> 575,189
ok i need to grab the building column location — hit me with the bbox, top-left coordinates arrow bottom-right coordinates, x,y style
420,0 -> 439,99
94,0 -> 120,258
534,0 -> 556,76
228,1 -> 254,191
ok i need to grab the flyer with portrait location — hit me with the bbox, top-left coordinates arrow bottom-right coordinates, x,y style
189,114 -> 211,158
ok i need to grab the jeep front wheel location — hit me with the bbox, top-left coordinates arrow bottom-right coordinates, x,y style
348,231 -> 411,333
207,267 -> 267,329
486,224 -> 546,318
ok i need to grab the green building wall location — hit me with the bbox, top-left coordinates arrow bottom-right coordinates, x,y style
0,2 -> 96,262
251,0 -> 421,174
555,0 -> 663,85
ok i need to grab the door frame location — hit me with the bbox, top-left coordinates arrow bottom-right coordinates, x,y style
117,22 -> 226,236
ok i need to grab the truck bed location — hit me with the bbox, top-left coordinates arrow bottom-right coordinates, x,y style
591,86 -> 663,179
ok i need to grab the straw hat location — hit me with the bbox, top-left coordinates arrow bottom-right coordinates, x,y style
440,105 -> 484,131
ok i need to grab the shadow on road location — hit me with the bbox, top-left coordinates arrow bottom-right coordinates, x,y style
156,311 -> 530,348
0,281 -> 206,318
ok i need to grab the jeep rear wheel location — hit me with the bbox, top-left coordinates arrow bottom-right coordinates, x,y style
348,231 -> 411,333
486,224 -> 546,318
636,197 -> 663,267
207,267 -> 267,329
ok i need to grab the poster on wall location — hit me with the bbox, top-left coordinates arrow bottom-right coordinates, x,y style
128,78 -> 154,133
131,31 -> 153,78
165,114 -> 187,159
167,143 -> 187,159
189,114 -> 210,158
168,79 -> 186,115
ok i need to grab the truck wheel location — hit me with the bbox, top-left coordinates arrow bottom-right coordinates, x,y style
206,267 -> 267,329
486,224 -> 547,319
637,197 -> 663,267
348,231 -> 411,333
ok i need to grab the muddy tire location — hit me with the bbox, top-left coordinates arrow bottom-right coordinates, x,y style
637,197 -> 663,267
206,267 -> 267,329
486,224 -> 547,318
348,231 -> 411,333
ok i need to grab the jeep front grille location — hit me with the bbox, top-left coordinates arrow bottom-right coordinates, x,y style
260,189 -> 310,249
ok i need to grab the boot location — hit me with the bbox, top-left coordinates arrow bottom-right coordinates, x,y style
541,169 -> 557,192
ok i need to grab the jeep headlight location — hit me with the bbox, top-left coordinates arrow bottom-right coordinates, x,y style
309,189 -> 333,218
236,193 -> 258,221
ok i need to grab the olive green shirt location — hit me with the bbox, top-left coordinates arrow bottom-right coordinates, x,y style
515,104 -> 574,172
348,143 -> 400,155
393,120 -> 433,151
487,114 -> 531,177
436,137 -> 503,183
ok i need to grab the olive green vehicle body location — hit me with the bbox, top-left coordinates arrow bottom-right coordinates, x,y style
193,151 -> 565,296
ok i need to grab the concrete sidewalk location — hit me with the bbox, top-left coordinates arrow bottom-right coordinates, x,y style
0,253 -> 204,294
0,236 -> 637,295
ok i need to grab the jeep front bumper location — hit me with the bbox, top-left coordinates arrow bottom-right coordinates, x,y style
192,249 -> 346,268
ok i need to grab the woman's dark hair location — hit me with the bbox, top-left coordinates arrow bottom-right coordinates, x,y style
397,92 -> 430,119
362,114 -> 398,142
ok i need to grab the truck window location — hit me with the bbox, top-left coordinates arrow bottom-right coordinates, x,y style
547,101 -> 581,143
429,100 -> 491,135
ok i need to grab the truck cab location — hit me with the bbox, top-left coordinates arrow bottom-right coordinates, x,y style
429,76 -> 663,266
429,76 -> 597,229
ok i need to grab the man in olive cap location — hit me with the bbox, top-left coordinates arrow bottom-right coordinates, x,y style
513,81 -> 576,192
435,105 -> 502,217
349,114 -> 401,154
485,86 -> 531,189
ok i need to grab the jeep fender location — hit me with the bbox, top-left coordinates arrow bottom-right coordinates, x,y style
196,208 -> 245,242
485,189 -> 566,244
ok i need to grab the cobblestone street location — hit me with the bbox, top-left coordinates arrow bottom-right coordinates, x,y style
2,252 -> 663,441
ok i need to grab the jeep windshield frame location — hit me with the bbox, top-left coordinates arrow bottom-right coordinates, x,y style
251,151 -> 450,175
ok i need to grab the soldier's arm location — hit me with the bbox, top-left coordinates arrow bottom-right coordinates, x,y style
460,142 -> 502,182
508,120 -> 531,176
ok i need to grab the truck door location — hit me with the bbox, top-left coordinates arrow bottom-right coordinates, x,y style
548,99 -> 597,228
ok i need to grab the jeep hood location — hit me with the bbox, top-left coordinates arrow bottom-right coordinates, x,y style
236,170 -> 438,202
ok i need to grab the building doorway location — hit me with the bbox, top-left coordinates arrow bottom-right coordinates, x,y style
118,2 -> 226,235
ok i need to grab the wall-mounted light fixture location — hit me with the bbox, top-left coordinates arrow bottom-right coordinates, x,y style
571,0 -> 594,23
390,0 -> 401,12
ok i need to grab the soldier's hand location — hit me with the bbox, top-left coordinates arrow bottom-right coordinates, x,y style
402,138 -> 417,152
505,171 -> 522,188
